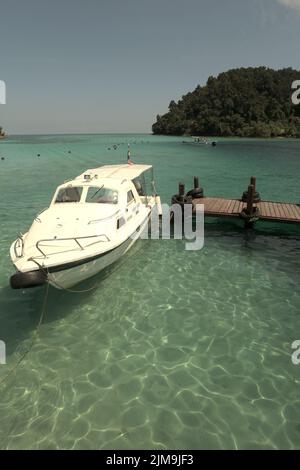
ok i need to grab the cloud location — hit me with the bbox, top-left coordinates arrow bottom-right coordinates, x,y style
277,0 -> 300,10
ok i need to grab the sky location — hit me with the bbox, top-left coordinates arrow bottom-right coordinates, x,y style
0,0 -> 300,134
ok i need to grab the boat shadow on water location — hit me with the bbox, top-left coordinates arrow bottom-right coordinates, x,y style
0,252 -> 138,362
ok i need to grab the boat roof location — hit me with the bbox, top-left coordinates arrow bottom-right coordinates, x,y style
75,164 -> 153,181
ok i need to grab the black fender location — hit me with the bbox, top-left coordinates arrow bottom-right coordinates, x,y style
171,194 -> 193,206
186,188 -> 204,199
241,190 -> 261,203
10,270 -> 47,289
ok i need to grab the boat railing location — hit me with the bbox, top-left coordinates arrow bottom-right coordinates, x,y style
14,236 -> 24,258
35,234 -> 110,258
34,207 -> 48,223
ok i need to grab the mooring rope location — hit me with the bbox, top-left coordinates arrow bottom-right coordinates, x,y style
47,245 -> 138,293
30,258 -> 100,293
49,278 -> 99,293
0,282 -> 50,388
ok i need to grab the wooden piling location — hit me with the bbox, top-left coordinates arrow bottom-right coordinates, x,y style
250,176 -> 256,191
179,182 -> 185,202
246,184 -> 255,216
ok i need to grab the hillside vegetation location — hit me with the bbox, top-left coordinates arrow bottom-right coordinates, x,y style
152,67 -> 300,137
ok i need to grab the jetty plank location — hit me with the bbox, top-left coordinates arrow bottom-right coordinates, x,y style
178,175 -> 299,226
192,197 -> 300,224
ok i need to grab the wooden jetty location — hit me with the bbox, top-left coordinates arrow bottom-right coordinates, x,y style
193,197 -> 300,224
172,177 -> 300,227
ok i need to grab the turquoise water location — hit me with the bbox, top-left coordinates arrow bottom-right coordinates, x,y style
0,134 -> 299,449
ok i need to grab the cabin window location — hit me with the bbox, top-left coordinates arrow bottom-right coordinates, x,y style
133,178 -> 146,196
127,190 -> 135,204
86,186 -> 118,204
55,186 -> 83,203
117,217 -> 126,229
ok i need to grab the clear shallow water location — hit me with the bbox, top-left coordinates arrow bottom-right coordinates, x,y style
0,135 -> 299,449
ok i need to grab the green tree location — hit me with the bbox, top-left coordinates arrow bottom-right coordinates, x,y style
152,67 -> 300,137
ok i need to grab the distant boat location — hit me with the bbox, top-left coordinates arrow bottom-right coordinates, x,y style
182,137 -> 217,146
192,136 -> 208,144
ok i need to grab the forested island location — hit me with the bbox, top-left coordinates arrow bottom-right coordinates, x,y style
0,127 -> 5,139
152,67 -> 300,138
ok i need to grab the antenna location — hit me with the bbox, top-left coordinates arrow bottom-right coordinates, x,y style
127,143 -> 133,165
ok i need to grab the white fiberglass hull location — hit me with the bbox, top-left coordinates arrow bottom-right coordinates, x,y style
47,216 -> 148,289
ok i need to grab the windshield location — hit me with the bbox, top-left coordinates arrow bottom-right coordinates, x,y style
55,186 -> 83,203
86,186 -> 118,204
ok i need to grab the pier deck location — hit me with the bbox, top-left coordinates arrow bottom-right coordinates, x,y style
193,197 -> 300,224
173,176 -> 300,227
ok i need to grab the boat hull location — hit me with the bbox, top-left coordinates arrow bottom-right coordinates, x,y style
47,216 -> 148,290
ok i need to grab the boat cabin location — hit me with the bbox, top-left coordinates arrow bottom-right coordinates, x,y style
50,164 -> 157,208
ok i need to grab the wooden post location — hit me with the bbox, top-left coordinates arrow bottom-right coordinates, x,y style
250,176 -> 256,192
179,182 -> 185,202
246,184 -> 255,216
179,182 -> 185,195
194,176 -> 199,189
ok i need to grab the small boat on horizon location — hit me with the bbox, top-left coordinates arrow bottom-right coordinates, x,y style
10,163 -> 162,290
182,136 -> 217,146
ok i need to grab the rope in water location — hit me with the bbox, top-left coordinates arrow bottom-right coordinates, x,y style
49,278 -> 99,293
0,242 -> 143,386
47,248 -> 136,293
0,254 -> 121,387
0,272 -> 97,389
0,282 -> 50,388
31,260 -> 99,293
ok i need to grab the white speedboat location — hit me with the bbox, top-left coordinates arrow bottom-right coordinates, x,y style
10,164 -> 162,289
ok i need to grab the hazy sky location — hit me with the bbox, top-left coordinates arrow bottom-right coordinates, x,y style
0,0 -> 300,134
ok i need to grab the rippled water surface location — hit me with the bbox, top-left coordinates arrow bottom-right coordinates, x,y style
0,135 -> 299,449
